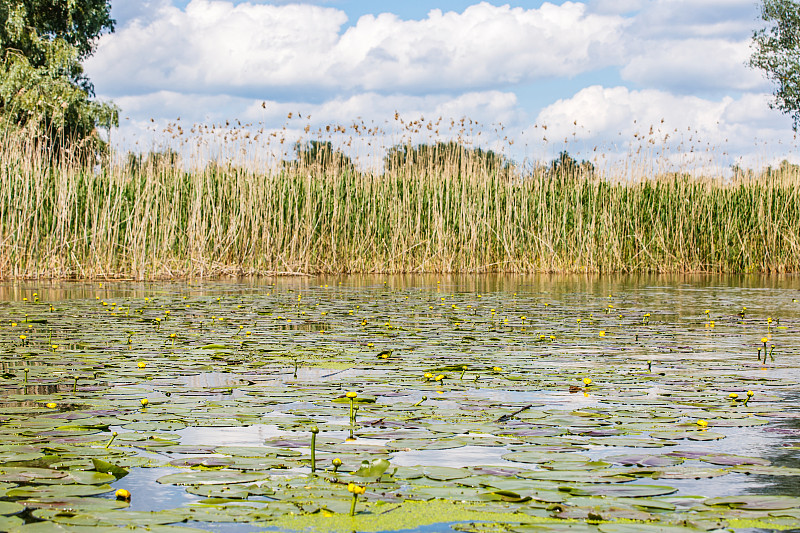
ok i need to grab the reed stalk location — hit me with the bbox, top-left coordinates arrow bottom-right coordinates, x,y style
2,128 -> 799,278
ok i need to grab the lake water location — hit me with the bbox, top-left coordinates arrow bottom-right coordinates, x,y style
0,274 -> 799,532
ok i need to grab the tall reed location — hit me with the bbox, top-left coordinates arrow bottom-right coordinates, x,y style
1,128 -> 799,278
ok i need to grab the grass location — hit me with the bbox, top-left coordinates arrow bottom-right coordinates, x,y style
1,125 -> 800,279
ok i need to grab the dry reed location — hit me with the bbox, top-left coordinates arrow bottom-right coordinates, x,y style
1,125 -> 799,279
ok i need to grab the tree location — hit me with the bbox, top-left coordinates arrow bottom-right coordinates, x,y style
284,141 -> 356,172
0,0 -> 118,156
548,151 -> 595,179
384,141 -> 510,176
750,0 -> 800,130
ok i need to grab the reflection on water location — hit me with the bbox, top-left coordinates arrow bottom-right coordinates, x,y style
391,445 -> 514,468
181,372 -> 250,389
179,424 -> 285,446
3,273 -> 798,302
755,390 -> 800,498
109,466 -> 200,512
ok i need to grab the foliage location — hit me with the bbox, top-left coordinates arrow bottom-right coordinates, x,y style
547,151 -> 595,179
0,0 -> 118,157
750,0 -> 800,130
284,140 -> 356,173
384,141 -> 511,176
125,149 -> 182,173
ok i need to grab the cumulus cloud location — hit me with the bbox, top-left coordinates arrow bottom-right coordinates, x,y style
621,38 -> 767,93
86,0 -> 628,97
626,0 -> 758,40
89,0 -> 798,168
531,85 -> 798,169
109,89 -> 526,165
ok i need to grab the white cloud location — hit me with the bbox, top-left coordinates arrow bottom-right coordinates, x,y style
87,0 -> 628,97
621,38 -> 767,93
89,1 -> 800,169
109,89 -> 525,166
531,85 -> 798,169
628,0 -> 758,40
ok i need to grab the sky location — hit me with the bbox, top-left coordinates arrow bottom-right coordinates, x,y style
84,0 -> 800,172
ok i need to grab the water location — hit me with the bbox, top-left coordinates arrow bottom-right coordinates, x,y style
1,274 -> 799,532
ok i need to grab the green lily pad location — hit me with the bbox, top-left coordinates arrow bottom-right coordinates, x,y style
156,470 -> 268,486
0,501 -> 24,515
704,495 -> 800,510
598,524 -> 701,532
352,458 -> 391,480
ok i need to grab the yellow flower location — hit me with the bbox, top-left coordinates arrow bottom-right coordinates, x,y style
761,337 -> 768,343
137,362 -> 146,369
19,335 -> 26,341
46,402 -> 57,409
345,392 -> 358,399
696,419 -> 708,428
729,392 -> 738,399
492,366 -> 502,372
598,331 -> 606,337
583,378 -> 592,386
115,489 -> 131,500
140,398 -> 149,407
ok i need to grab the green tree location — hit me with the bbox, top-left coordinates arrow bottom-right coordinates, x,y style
0,0 -> 118,156
285,141 -> 356,172
750,0 -> 800,130
548,151 -> 595,179
384,141 -> 510,176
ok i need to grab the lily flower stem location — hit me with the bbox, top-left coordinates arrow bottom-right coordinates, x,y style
310,432 -> 317,473
349,398 -> 355,425
105,433 -> 117,448
349,493 -> 358,517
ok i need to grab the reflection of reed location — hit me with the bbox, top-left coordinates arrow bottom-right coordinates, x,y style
0,383 -> 62,396
0,361 -> 45,372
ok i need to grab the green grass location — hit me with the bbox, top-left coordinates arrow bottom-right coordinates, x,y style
2,130 -> 799,278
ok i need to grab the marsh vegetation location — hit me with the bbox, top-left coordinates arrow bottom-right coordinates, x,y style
0,276 -> 798,531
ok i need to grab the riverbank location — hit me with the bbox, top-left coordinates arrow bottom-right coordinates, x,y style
2,137 -> 799,279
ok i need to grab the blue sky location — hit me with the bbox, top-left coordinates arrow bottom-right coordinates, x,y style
86,0 -> 799,170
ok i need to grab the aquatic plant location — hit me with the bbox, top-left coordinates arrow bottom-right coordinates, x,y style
310,426 -> 319,473
348,482 -> 366,516
346,391 -> 357,424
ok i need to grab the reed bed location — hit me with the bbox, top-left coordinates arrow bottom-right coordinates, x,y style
1,129 -> 799,279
